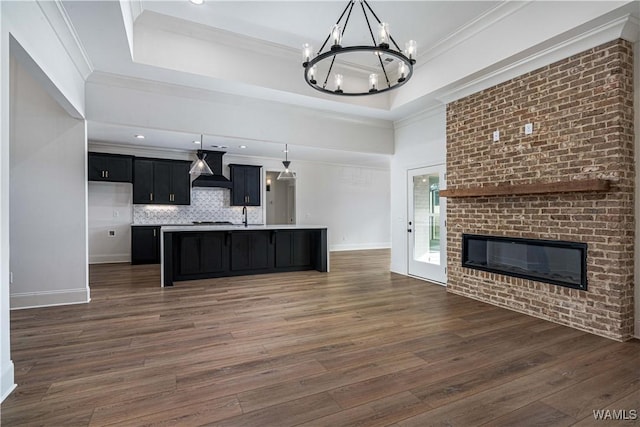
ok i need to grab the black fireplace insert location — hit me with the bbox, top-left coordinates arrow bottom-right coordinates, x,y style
462,234 -> 587,290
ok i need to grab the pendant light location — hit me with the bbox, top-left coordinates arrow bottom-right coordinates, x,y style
189,134 -> 213,176
277,144 -> 296,180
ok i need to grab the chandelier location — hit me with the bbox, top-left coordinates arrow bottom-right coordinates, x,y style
302,0 -> 416,96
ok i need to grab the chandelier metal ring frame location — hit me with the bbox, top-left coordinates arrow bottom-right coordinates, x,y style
302,0 -> 416,97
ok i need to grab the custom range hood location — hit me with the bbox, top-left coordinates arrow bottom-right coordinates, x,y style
191,151 -> 232,188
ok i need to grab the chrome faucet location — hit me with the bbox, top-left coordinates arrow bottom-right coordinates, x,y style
242,206 -> 248,227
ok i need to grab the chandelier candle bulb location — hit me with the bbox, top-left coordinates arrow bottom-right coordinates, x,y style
406,40 -> 417,63
398,61 -> 407,82
331,25 -> 342,49
302,43 -> 313,67
369,73 -> 378,92
308,65 -> 317,84
378,22 -> 390,48
334,74 -> 344,93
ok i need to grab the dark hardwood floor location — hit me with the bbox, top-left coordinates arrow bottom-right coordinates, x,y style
2,249 -> 638,426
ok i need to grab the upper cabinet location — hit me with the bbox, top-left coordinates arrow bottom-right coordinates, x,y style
133,158 -> 191,205
88,152 -> 133,183
229,164 -> 261,206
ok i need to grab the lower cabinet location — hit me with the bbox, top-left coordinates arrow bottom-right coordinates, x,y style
275,230 -> 313,268
230,231 -> 272,271
131,226 -> 160,264
178,232 -> 228,276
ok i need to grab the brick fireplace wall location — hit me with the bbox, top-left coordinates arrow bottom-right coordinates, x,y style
446,39 -> 634,341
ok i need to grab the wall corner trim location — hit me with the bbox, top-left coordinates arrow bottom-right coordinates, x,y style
37,0 -> 94,79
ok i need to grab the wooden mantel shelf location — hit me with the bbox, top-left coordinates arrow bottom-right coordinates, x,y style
439,179 -> 611,198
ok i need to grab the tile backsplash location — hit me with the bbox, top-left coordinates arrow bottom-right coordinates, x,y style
133,188 -> 263,225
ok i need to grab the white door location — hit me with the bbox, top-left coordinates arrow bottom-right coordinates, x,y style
407,165 -> 446,284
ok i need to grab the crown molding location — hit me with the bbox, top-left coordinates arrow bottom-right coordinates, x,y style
38,0 -> 93,79
138,10 -> 297,62
129,0 -> 144,22
89,140 -> 193,159
393,103 -> 445,130
138,10 -> 393,78
415,1 -> 532,70
436,13 -> 637,105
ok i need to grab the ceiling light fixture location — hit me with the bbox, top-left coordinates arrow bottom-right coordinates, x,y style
277,144 -> 296,181
302,0 -> 416,96
189,134 -> 213,176
189,0 -> 204,5
134,134 -> 145,139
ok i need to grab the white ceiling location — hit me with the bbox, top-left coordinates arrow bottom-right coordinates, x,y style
60,0 -> 637,168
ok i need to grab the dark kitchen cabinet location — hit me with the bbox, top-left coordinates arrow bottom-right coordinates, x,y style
274,230 -> 313,268
133,158 -> 191,205
88,152 -> 133,182
177,232 -> 228,276
131,226 -> 160,264
229,164 -> 261,206
230,231 -> 271,271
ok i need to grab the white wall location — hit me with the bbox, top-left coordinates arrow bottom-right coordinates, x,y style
390,106 -> 446,275
0,3 -> 14,403
241,154 -> 391,251
294,161 -> 390,251
86,75 -> 394,156
9,58 -> 89,309
1,0 -> 88,402
88,182 -> 132,264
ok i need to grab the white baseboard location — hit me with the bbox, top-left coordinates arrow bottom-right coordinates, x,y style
10,288 -> 90,309
0,361 -> 16,403
330,242 -> 391,252
89,254 -> 130,264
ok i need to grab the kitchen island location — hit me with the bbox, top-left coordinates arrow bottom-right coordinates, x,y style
160,225 -> 328,286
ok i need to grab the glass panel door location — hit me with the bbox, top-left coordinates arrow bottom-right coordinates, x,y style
408,165 -> 446,284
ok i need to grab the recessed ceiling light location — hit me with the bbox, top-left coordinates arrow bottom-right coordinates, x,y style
134,134 -> 145,139
193,140 -> 200,144
239,145 -> 247,149
283,149 -> 289,153
189,0 -> 204,5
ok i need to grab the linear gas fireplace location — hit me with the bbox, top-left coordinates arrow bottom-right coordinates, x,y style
462,234 -> 587,290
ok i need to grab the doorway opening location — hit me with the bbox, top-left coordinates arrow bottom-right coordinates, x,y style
265,171 -> 296,225
407,165 -> 446,284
